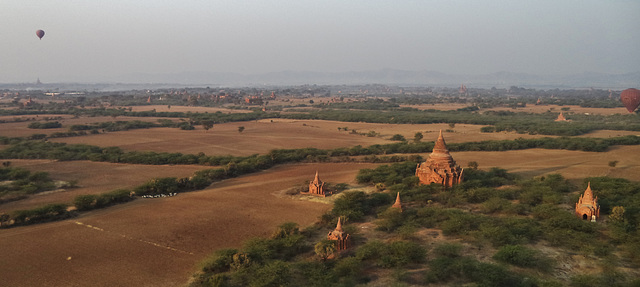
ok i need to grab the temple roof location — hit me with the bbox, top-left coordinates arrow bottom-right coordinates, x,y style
429,130 -> 454,160
582,182 -> 594,202
334,217 -> 343,233
312,170 -> 322,184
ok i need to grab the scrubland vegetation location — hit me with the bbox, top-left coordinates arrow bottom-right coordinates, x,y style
191,164 -> 640,287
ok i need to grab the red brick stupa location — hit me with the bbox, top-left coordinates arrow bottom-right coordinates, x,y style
308,171 -> 330,197
327,217 -> 350,251
575,182 -> 600,222
415,130 -> 464,188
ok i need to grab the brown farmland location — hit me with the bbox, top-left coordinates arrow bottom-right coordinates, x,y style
124,105 -> 252,114
0,160 -> 210,213
403,103 -> 629,115
45,119 -> 619,156
0,115 -> 174,138
0,162 -> 375,287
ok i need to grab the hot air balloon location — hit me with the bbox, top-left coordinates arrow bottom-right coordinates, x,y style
620,88 -> 640,113
36,29 -> 45,40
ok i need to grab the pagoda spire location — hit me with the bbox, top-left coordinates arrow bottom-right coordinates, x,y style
391,192 -> 403,211
335,217 -> 343,232
582,182 -> 594,202
432,130 -> 450,155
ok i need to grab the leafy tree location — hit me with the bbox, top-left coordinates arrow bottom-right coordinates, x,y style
390,134 -> 405,141
314,239 -> 337,261
202,120 -> 214,132
238,126 -> 245,133
609,206 -> 625,223
413,132 -> 423,142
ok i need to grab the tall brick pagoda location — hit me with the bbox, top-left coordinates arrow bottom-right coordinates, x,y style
415,130 -> 464,188
575,182 -> 600,222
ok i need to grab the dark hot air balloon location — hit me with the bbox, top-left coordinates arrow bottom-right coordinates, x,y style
36,29 -> 45,40
620,88 -> 640,113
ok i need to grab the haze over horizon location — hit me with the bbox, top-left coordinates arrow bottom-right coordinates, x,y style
1,0 -> 638,84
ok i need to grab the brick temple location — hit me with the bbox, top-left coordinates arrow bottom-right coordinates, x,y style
327,217 -> 350,251
308,171 -> 330,197
415,130 -> 464,188
575,182 -> 600,222
555,112 -> 569,122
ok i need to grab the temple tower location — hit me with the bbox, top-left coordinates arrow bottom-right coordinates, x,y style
308,171 -> 330,197
327,217 -> 351,251
555,112 -> 568,122
575,182 -> 600,222
415,130 -> 464,188
391,192 -> 403,211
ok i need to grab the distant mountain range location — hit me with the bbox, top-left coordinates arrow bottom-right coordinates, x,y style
2,69 -> 638,91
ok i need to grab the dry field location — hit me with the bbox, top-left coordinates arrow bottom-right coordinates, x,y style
0,115 -> 174,138
47,119 -> 640,156
402,103 -> 628,115
0,160 -> 210,214
454,145 -> 640,183
47,119 -> 583,156
123,105 -> 252,114
0,162 -> 375,287
48,120 -> 392,156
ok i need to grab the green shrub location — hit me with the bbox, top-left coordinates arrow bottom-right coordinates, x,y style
74,194 -> 97,211
200,248 -> 238,273
493,245 -> 554,271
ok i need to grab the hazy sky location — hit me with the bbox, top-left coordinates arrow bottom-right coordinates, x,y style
1,0 -> 638,83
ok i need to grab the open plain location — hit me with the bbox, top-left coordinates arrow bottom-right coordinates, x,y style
2,101 -> 640,286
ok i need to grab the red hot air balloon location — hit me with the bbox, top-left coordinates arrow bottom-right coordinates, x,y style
36,29 -> 45,40
621,88 -> 640,113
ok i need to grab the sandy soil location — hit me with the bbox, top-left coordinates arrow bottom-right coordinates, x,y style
0,162 -> 374,287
